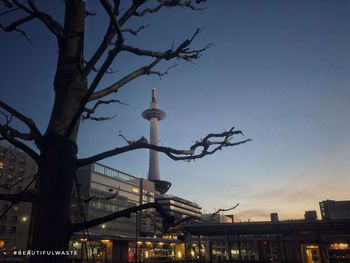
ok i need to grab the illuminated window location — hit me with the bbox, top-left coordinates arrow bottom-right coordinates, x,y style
0,161 -> 3,169
330,243 -> 349,250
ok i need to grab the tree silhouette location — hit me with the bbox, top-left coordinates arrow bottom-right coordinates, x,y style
0,1 -> 250,262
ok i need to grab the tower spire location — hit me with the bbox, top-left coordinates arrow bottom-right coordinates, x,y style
152,87 -> 157,103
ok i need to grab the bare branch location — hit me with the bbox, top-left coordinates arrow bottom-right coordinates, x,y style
0,14 -> 35,41
135,0 -> 206,17
0,7 -> 19,16
77,127 -> 251,167
89,58 -> 162,101
121,24 -> 149,36
82,0 -> 143,76
210,203 -> 240,219
85,10 -> 96,17
0,125 -> 40,162
27,0 -> 65,38
1,0 -> 65,39
0,100 -> 42,144
163,215 -> 201,233
0,175 -> 35,191
72,186 -> 120,204
0,14 -> 35,29
82,99 -> 127,122
121,28 -> 212,61
70,201 -> 172,233
1,0 -> 14,8
149,63 -> 177,79
83,59 -> 119,74
0,175 -> 37,220
83,0 -> 158,76
100,0 -> 123,42
82,115 -> 117,122
0,202 -> 16,221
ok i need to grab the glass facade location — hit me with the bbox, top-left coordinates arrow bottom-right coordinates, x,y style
92,163 -> 140,187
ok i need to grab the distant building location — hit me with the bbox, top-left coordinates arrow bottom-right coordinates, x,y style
304,210 -> 317,221
270,212 -> 279,222
185,219 -> 350,263
0,144 -> 37,250
156,195 -> 201,221
319,200 -> 350,220
201,214 -> 234,223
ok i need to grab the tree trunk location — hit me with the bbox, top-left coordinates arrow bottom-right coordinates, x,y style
29,1 -> 86,262
30,137 -> 77,263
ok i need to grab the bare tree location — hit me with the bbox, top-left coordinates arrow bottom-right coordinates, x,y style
0,1 -> 251,262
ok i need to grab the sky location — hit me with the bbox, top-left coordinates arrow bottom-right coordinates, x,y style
1,0 -> 350,221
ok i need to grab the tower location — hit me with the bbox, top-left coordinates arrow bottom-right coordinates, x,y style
142,88 -> 171,194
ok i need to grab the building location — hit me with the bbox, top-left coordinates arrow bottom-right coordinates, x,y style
74,162 -> 157,237
201,214 -> 235,223
72,163 -> 197,262
304,210 -> 318,221
320,200 -> 350,220
156,195 -> 201,221
270,212 -> 279,222
184,219 -> 350,263
0,144 -> 37,251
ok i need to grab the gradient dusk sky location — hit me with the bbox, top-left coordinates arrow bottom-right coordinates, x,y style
1,1 -> 349,221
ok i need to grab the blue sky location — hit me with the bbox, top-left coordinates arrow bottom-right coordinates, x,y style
1,1 -> 350,220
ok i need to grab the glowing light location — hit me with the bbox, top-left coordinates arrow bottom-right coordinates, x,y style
21,216 -> 28,222
330,243 -> 349,250
132,188 -> 139,193
102,224 -> 106,229
101,239 -> 110,245
306,245 -> 319,249
80,238 -> 88,242
231,249 -> 239,255
177,251 -> 182,259
72,242 -> 80,248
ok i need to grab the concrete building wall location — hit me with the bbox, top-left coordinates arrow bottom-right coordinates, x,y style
0,144 -> 37,250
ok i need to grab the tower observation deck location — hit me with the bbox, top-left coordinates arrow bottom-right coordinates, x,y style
142,88 -> 171,194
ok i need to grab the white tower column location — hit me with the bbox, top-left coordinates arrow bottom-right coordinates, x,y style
142,88 -> 171,194
148,116 -> 160,181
